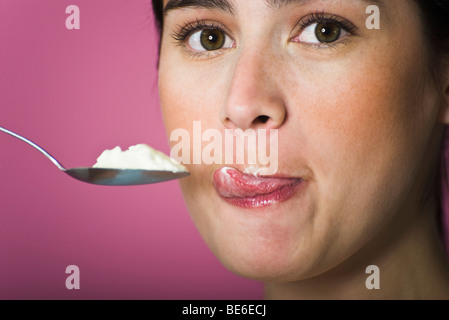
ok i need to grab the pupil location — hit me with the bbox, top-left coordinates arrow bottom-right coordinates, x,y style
321,27 -> 331,35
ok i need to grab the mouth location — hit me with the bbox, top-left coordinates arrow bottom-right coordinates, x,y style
213,167 -> 303,209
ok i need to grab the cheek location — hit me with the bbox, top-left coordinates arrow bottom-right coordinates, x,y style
158,56 -> 225,222
158,49 -> 233,188
158,47 -> 231,128
285,43 -> 435,235
158,64 -> 227,158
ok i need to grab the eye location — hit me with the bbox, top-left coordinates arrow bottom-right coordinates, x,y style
188,28 -> 234,51
295,22 -> 349,44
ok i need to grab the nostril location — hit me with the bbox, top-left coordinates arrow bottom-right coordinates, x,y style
255,115 -> 270,125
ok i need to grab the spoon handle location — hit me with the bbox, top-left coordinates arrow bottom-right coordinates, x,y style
0,126 -> 66,171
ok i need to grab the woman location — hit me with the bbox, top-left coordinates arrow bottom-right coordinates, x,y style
151,0 -> 449,299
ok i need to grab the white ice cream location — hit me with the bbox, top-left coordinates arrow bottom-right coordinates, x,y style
92,144 -> 187,173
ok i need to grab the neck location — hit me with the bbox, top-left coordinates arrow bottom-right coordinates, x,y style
265,194 -> 449,300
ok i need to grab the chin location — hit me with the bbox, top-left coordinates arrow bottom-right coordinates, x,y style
192,208 -> 315,282
214,242 -> 314,283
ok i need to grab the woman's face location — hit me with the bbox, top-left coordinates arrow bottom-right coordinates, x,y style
158,0 -> 445,281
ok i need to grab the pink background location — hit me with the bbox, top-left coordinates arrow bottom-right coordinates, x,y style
0,0 -> 263,299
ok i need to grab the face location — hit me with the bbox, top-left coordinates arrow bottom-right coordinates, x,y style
158,0 -> 445,282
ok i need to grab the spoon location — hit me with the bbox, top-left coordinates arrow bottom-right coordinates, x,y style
0,126 -> 189,186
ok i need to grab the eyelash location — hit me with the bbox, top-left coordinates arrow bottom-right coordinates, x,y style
171,19 -> 229,44
297,11 -> 356,36
170,11 -> 357,53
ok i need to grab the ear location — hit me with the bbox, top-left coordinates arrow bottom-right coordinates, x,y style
438,75 -> 449,124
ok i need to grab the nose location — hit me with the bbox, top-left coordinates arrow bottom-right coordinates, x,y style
220,49 -> 286,131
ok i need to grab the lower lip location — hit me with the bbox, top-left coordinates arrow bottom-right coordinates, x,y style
213,167 -> 303,209
225,183 -> 302,208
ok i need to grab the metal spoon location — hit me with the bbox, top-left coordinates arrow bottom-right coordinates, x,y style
0,126 -> 189,186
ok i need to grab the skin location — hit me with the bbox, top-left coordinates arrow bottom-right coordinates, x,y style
158,0 -> 449,299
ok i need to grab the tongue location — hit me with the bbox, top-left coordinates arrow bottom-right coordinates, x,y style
213,167 -> 299,198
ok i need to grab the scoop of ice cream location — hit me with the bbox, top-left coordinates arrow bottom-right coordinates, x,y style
92,144 -> 187,173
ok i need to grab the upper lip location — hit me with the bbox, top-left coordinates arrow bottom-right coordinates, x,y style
213,166 -> 303,198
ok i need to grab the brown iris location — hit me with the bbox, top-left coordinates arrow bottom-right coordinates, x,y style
315,23 -> 341,43
200,29 -> 225,51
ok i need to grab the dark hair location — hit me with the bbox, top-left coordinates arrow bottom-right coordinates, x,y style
151,0 -> 164,33
414,0 -> 449,56
151,0 -> 449,57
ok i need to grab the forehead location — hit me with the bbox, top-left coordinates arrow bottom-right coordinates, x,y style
162,0 -> 385,12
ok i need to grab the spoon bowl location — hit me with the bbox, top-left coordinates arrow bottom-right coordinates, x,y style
0,126 -> 189,186
64,167 -> 190,186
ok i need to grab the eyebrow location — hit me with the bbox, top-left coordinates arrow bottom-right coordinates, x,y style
164,0 -> 234,15
163,0 -> 384,15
